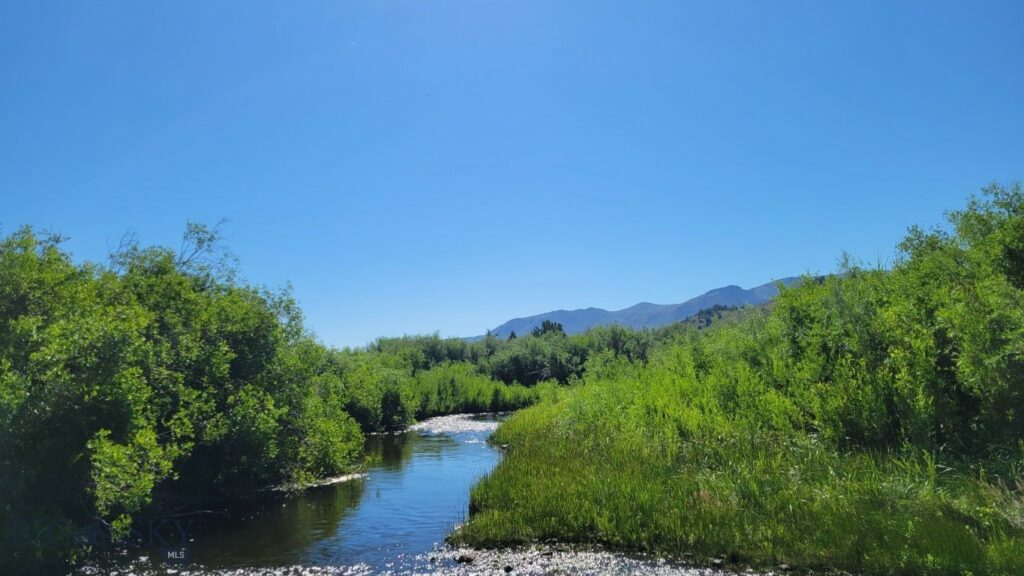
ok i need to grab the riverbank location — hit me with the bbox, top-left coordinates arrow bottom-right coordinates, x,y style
271,473 -> 365,493
453,189 -> 1024,575
76,414 -> 510,575
79,413 -> 771,576
77,544 -> 763,575
455,384 -> 1024,574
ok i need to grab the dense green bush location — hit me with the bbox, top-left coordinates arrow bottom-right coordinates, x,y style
0,226 -> 369,571
407,362 -> 542,418
0,225 -> 539,573
370,320 -> 660,388
457,184 -> 1024,575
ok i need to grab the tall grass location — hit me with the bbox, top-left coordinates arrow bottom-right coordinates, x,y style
458,304 -> 1024,572
458,187 -> 1024,574
407,362 -> 547,419
456,344 -> 1024,574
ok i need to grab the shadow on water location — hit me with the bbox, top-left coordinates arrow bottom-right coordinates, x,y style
364,428 -> 459,472
86,414 -> 504,574
184,476 -> 368,568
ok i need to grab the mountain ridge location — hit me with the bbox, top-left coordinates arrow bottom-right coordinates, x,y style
484,277 -> 799,338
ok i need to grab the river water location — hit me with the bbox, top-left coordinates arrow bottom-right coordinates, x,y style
79,414 -> 742,576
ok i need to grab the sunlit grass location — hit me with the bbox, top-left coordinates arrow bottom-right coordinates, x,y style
454,352 -> 1024,575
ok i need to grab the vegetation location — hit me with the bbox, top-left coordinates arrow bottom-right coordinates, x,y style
6,184 -> 1024,575
0,224 -> 539,573
407,362 -> 543,419
455,184 -> 1024,575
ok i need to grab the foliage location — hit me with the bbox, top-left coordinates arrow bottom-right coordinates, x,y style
8,184 -> 1024,574
407,362 -> 542,418
0,224 -> 538,573
456,184 -> 1024,575
531,319 -> 564,337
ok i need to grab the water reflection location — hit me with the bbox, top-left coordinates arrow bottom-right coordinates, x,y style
102,414 -> 503,574
363,429 -> 459,472
187,477 -> 368,568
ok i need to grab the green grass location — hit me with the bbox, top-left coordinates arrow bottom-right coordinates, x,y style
453,189 -> 1024,576
454,351 -> 1024,575
407,362 -> 548,419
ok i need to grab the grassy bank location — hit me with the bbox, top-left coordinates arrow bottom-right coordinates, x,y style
456,353 -> 1024,574
456,185 -> 1024,575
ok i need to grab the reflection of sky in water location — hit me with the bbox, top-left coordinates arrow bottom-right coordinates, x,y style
181,414 -> 503,570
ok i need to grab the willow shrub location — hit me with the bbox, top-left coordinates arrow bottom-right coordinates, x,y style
407,362 -> 541,419
457,185 -> 1024,575
458,326 -> 1024,574
0,226 -> 366,572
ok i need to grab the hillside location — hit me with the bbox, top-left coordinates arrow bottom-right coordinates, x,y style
487,277 -> 799,337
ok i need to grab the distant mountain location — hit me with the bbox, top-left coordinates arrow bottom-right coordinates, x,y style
485,278 -> 799,338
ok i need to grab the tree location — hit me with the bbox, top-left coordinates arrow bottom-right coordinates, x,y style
531,319 -> 564,337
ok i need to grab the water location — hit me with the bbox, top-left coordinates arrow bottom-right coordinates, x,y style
188,414 -> 500,570
83,414 -> 503,575
80,413 -> 744,576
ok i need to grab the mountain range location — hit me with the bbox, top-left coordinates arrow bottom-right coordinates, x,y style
484,277 -> 800,338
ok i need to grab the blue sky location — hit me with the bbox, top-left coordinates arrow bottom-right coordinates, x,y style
2,1 -> 1022,347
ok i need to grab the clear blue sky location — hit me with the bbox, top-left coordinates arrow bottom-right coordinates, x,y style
2,1 -> 1022,347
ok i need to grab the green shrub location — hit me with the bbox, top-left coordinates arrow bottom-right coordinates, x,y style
457,185 -> 1024,575
407,362 -> 539,418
